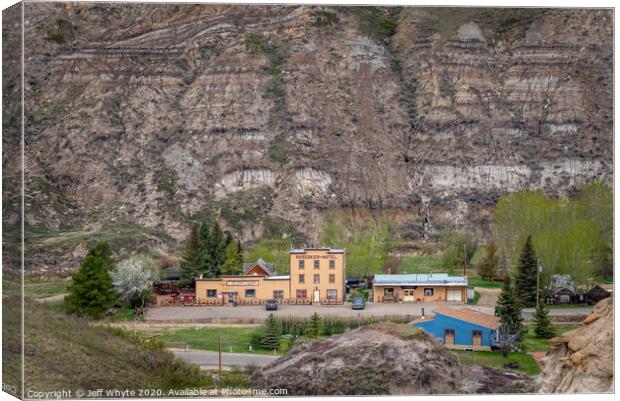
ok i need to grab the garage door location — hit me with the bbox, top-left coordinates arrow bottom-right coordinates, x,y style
447,290 -> 462,302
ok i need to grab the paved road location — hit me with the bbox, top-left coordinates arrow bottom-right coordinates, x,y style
146,302 -> 495,322
172,349 -> 278,369
522,307 -> 592,318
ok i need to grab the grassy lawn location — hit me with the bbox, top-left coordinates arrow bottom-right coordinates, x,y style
25,280 -> 70,298
467,278 -> 503,288
546,304 -> 592,309
454,350 -> 541,375
522,324 -> 580,352
149,326 -> 289,356
399,255 -> 444,273
455,324 -> 581,376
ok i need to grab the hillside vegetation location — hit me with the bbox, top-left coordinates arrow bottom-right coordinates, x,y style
2,297 -> 214,396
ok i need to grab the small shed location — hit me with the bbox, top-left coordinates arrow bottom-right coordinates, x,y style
551,288 -> 577,304
586,285 -> 611,305
411,307 -> 500,351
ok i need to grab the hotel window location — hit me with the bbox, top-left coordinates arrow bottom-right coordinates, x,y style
424,288 -> 434,296
207,289 -> 217,298
384,288 -> 395,297
273,290 -> 284,300
314,274 -> 320,284
314,260 -> 320,269
329,274 -> 335,284
329,260 -> 335,269
245,289 -> 256,298
299,260 -> 305,269
299,274 -> 305,284
326,290 -> 337,299
296,290 -> 307,299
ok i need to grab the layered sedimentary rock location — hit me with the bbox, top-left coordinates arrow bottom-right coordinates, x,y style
1,4 -> 613,271
537,298 -> 613,393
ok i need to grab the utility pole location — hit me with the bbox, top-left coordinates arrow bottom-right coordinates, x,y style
536,265 -> 543,309
218,332 -> 222,385
463,244 -> 467,277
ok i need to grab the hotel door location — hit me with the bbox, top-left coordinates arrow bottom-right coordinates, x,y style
313,290 -> 320,303
444,329 -> 455,346
227,292 -> 237,304
403,290 -> 415,302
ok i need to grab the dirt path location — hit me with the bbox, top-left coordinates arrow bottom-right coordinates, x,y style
474,287 -> 501,308
35,294 -> 67,303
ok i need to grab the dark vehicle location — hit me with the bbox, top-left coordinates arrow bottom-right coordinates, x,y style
346,278 -> 361,293
351,296 -> 365,310
265,299 -> 278,311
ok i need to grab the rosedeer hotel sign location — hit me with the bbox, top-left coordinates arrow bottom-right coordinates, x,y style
294,254 -> 337,259
226,281 -> 260,286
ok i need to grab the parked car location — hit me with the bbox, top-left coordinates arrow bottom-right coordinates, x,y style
351,296 -> 365,310
265,299 -> 278,311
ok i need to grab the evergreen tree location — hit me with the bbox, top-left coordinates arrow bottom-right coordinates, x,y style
197,220 -> 214,277
65,243 -> 118,319
224,231 -> 234,246
89,241 -> 115,271
476,241 -> 499,281
205,221 -> 226,276
236,239 -> 244,266
308,312 -> 322,338
515,235 -> 538,307
533,301 -> 556,339
180,225 -> 203,286
220,241 -> 242,275
261,314 -> 281,350
496,276 -> 525,344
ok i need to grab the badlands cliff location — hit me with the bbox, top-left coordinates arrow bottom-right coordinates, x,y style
2,4 -> 612,271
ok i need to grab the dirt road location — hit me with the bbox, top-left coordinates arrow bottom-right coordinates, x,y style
146,302 -> 495,323
474,287 -> 501,308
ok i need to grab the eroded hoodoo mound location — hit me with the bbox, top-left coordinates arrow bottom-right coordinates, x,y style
250,323 -> 531,395
537,298 -> 613,393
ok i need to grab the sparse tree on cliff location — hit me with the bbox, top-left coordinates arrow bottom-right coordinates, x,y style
180,225 -> 203,286
65,243 -> 118,319
515,235 -> 538,307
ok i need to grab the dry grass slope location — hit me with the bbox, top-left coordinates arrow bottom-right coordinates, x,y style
2,296 -> 214,396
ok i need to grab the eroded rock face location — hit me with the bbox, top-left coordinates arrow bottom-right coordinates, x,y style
537,298 -> 613,393
2,5 -> 612,271
250,323 -> 532,395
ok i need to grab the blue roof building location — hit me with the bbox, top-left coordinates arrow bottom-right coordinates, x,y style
372,274 -> 468,303
411,307 -> 500,351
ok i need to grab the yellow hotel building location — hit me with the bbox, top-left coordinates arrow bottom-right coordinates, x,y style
195,248 -> 346,304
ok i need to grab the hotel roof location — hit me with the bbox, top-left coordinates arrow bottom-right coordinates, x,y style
289,248 -> 345,254
373,273 -> 467,287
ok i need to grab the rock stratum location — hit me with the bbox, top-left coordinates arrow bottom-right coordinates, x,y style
2,4 -> 613,271
250,323 -> 532,395
537,298 -> 614,393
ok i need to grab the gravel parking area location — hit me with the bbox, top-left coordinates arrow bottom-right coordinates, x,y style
146,302 -> 495,323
